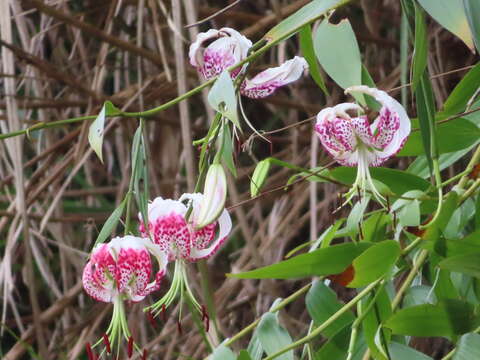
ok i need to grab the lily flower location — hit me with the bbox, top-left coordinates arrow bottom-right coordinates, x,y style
314,85 -> 411,202
139,193 -> 232,317
82,236 -> 167,357
189,27 -> 308,98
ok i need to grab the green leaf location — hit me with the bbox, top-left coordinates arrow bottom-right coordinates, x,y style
412,4 -> 428,91
220,123 -> 237,177
210,344 -> 236,360
299,25 -> 328,95
362,212 -> 391,243
257,313 -> 293,360
464,0 -> 480,53
93,198 -> 126,248
389,342 -> 433,360
88,101 -> 119,163
348,241 -> 401,287
251,159 -> 271,198
131,122 -> 149,230
385,300 -> 480,337
327,167 -> 431,194
345,197 -> 370,235
442,62 -> 480,115
314,18 -> 364,104
439,253 -> 480,278
306,281 -> 355,338
313,326 -> 366,360
237,350 -> 253,360
453,333 -> 480,360
227,242 -> 370,279
264,0 -> 346,42
418,0 -> 474,50
400,118 -> 480,156
208,70 -> 240,128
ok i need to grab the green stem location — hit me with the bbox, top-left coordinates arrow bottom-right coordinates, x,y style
420,159 -> 443,230
263,280 -> 381,360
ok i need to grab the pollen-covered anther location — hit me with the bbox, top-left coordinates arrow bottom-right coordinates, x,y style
127,336 -> 134,358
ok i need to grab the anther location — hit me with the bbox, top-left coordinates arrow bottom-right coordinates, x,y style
177,320 -> 183,335
85,342 -> 96,360
161,304 -> 167,322
102,333 -> 111,353
358,222 -> 364,240
147,310 -> 157,328
128,336 -> 134,358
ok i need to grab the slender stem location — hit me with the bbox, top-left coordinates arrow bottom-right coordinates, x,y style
420,159 -> 443,230
458,144 -> 480,190
263,280 -> 381,360
219,283 -> 312,350
391,249 -> 429,310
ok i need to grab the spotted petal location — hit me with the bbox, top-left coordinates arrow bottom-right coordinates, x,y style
241,56 -> 308,98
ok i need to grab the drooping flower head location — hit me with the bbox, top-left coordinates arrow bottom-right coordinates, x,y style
83,236 -> 167,303
140,192 -> 232,317
140,193 -> 232,262
189,27 -> 252,80
189,27 -> 308,99
82,236 -> 167,357
315,85 -> 411,201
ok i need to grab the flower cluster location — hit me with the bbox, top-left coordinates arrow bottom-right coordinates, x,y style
189,27 -> 308,98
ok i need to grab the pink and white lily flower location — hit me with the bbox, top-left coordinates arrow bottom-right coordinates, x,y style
82,236 -> 167,356
315,85 -> 411,202
139,193 -> 232,316
189,27 -> 308,98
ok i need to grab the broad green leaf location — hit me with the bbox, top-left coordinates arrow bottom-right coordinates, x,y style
251,159 -> 271,198
93,197 -> 127,247
348,241 -> 401,287
385,300 -> 479,337
464,0 -> 480,53
418,0 -> 474,50
306,281 -> 355,338
453,333 -> 480,360
412,4 -> 428,91
404,285 -> 436,307
88,101 -> 119,163
299,25 -> 328,95
415,73 -> 437,171
442,62 -> 480,115
314,18 -> 364,104
439,253 -> 480,278
399,118 -> 480,156
314,326 -> 367,360
227,242 -> 370,279
389,342 -> 433,360
208,70 -> 240,128
345,197 -> 370,235
210,344 -> 236,360
264,0 -> 346,42
257,313 -> 293,360
423,191 -> 460,242
326,167 -> 431,194
444,198 -> 476,239
362,289 -> 392,360
362,212 -> 391,243
237,350 -> 253,360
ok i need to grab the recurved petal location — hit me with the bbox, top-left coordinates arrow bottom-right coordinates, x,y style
189,208 -> 232,261
240,56 -> 308,98
345,85 -> 411,158
82,258 -> 114,303
188,29 -> 221,67
144,197 -> 187,223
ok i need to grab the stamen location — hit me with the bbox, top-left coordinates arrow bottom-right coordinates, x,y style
147,310 -> 157,328
204,314 -> 210,332
128,336 -> 134,358
102,333 -> 111,353
201,305 -> 207,321
161,304 -> 167,322
358,222 -> 364,240
142,349 -> 148,360
85,342 -> 95,360
177,320 -> 183,335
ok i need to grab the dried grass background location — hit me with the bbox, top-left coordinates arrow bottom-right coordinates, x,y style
0,0 -> 477,359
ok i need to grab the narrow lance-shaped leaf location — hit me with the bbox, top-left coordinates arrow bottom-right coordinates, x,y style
93,197 -> 127,248
208,70 -> 241,129
256,313 -> 294,360
314,18 -> 364,104
88,101 -> 119,163
412,3 -> 428,92
264,0 -> 347,42
418,0 -> 474,51
299,25 -> 328,95
250,159 -> 271,198
464,0 -> 480,53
